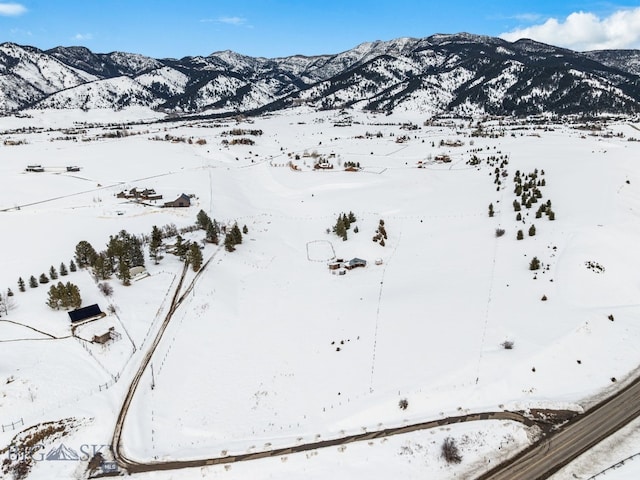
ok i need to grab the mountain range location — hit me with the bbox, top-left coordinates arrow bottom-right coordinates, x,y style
1,33 -> 640,117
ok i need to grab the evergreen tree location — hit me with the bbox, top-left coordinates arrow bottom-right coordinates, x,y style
47,283 -> 62,310
117,261 -> 131,286
7,288 -> 13,297
513,200 -> 521,212
517,229 -> 524,240
242,224 -> 248,234
130,235 -> 145,267
75,240 -> 98,268
354,225 -> 359,233
39,273 -> 49,284
66,282 -> 82,309
548,210 -> 555,221
59,262 -> 68,276
529,257 -> 541,270
188,243 -> 203,272
206,220 -> 219,244
231,223 -> 243,245
516,212 -> 522,221
18,277 -> 25,292
529,224 -> 536,236
488,203 -> 494,217
29,275 -> 38,288
174,235 -> 188,260
335,217 -> 347,241
92,252 -> 113,280
49,265 -> 58,280
342,213 -> 351,230
69,260 -> 77,272
348,211 -> 356,223
196,209 -> 212,230
149,225 -> 163,264
224,233 -> 236,252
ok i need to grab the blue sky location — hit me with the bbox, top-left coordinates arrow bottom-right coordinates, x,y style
1,1 -> 640,57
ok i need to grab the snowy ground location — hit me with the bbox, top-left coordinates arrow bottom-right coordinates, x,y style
1,107 -> 640,479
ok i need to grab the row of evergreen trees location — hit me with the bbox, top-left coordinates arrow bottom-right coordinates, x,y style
13,261 -> 77,297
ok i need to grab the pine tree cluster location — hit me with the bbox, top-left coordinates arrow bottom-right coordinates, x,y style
372,219 -> 387,246
224,223 -> 243,252
73,229 -> 145,286
196,210 -> 220,245
333,212 -> 357,241
46,282 -> 82,310
512,168 -> 555,235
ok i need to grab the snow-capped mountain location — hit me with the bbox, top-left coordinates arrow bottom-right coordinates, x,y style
2,33 -> 640,116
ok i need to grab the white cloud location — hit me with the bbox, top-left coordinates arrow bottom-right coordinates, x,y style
201,16 -> 248,26
73,33 -> 93,41
0,3 -> 27,16
500,7 -> 640,51
217,16 -> 247,26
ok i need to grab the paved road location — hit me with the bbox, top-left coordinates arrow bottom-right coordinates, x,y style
479,377 -> 640,480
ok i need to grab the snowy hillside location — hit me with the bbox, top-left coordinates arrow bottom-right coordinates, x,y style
1,34 -> 640,116
36,76 -> 158,110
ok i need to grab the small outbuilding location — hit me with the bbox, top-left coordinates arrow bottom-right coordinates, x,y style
92,326 -> 121,344
68,304 -> 105,324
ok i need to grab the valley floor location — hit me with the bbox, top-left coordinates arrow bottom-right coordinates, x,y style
1,107 -> 640,479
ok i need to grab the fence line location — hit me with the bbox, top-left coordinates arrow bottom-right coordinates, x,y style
588,452 -> 640,479
1,417 -> 23,433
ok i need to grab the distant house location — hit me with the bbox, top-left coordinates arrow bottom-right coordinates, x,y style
66,166 -> 81,172
25,165 -> 44,172
345,258 -> 367,269
117,187 -> 163,201
434,154 -> 451,163
164,193 -> 191,208
68,304 -> 105,324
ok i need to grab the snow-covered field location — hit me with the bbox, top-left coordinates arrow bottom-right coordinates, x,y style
1,106 -> 640,479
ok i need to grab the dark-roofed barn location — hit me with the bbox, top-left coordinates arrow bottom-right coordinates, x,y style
68,304 -> 105,323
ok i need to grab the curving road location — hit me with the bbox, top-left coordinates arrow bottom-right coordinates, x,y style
111,250 -> 640,479
479,376 -> 640,479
